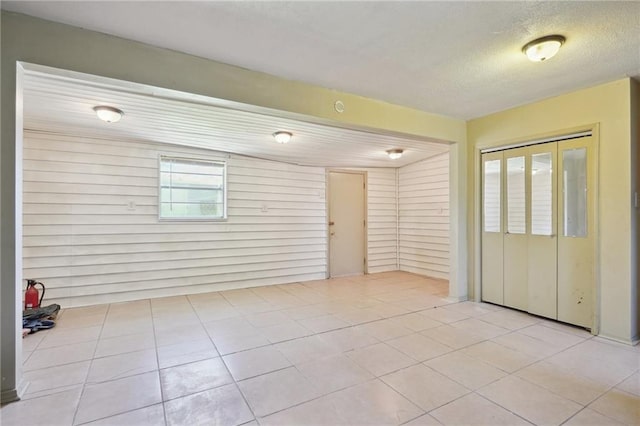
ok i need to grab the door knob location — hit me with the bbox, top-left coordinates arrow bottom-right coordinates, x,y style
329,221 -> 335,226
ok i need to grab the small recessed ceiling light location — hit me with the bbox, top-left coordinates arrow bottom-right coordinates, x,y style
522,35 -> 566,62
386,149 -> 403,160
93,106 -> 124,123
273,131 -> 292,144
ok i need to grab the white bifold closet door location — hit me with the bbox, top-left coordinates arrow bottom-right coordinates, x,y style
481,152 -> 504,305
503,147 -> 529,311
557,138 -> 595,327
527,143 -> 558,319
481,136 -> 595,329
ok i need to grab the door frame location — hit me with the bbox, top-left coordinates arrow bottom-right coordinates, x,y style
474,124 -> 600,334
326,169 -> 368,278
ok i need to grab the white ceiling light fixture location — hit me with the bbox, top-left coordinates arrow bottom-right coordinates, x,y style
273,131 -> 292,144
386,148 -> 404,160
522,35 -> 566,62
93,105 -> 124,123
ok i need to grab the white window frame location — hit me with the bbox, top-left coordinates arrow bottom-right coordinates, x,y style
158,155 -> 227,221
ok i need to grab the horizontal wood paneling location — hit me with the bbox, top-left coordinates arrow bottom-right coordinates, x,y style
24,131 -> 450,306
398,153 -> 450,279
23,131 -> 328,307
356,168 -> 398,273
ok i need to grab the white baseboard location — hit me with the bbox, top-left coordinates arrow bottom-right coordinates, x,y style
446,295 -> 468,303
596,333 -> 639,347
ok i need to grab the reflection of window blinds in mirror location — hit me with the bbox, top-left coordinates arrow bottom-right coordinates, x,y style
484,160 -> 501,232
507,157 -> 526,234
531,153 -> 553,235
563,148 -> 588,237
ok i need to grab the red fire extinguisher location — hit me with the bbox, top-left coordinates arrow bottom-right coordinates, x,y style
25,279 -> 45,309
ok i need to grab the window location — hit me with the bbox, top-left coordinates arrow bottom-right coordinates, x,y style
159,156 -> 226,220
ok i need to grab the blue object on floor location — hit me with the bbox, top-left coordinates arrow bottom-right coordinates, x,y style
22,319 -> 55,333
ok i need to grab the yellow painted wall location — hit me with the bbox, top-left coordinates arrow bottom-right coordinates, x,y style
467,79 -> 636,343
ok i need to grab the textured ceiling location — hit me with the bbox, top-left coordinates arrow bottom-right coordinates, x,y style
22,68 -> 449,168
4,1 -> 639,119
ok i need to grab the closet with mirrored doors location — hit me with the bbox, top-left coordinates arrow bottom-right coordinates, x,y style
481,133 -> 596,329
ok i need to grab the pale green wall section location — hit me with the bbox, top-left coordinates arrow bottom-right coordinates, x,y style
631,79 -> 639,341
2,12 -> 465,142
467,78 -> 636,343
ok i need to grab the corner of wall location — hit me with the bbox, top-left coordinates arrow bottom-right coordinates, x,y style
630,78 -> 640,342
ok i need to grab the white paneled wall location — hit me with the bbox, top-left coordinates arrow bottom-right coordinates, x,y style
363,169 -> 398,273
398,153 -> 450,279
23,131 -> 328,307
23,131 -> 449,307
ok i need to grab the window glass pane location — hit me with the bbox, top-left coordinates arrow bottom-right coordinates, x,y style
160,157 -> 226,219
167,188 -> 222,203
161,203 -> 223,218
563,148 -> 587,237
160,171 -> 171,187
531,153 -> 553,235
507,156 -> 525,234
483,159 -> 501,232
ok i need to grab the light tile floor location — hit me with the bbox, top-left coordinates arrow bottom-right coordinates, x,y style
2,271 -> 639,425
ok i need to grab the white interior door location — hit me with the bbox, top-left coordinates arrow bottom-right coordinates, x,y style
329,171 -> 365,277
503,147 -> 528,311
481,152 -> 503,304
558,137 -> 595,328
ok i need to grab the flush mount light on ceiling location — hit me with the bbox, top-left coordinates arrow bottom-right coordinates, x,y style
522,35 -> 566,62
93,105 -> 124,123
273,131 -> 292,144
386,149 -> 404,160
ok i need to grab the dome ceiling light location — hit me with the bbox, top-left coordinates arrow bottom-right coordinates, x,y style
386,149 -> 404,160
93,105 -> 124,123
522,35 -> 566,62
273,131 -> 293,144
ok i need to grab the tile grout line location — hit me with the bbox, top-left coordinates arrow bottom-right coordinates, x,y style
21,275 -> 632,426
148,298 -> 168,426
187,292 -> 260,425
206,284 -> 447,422
74,300 -> 161,425
454,333 -> 599,425
562,367 -> 640,424
70,304 -> 110,426
470,392 -> 536,425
